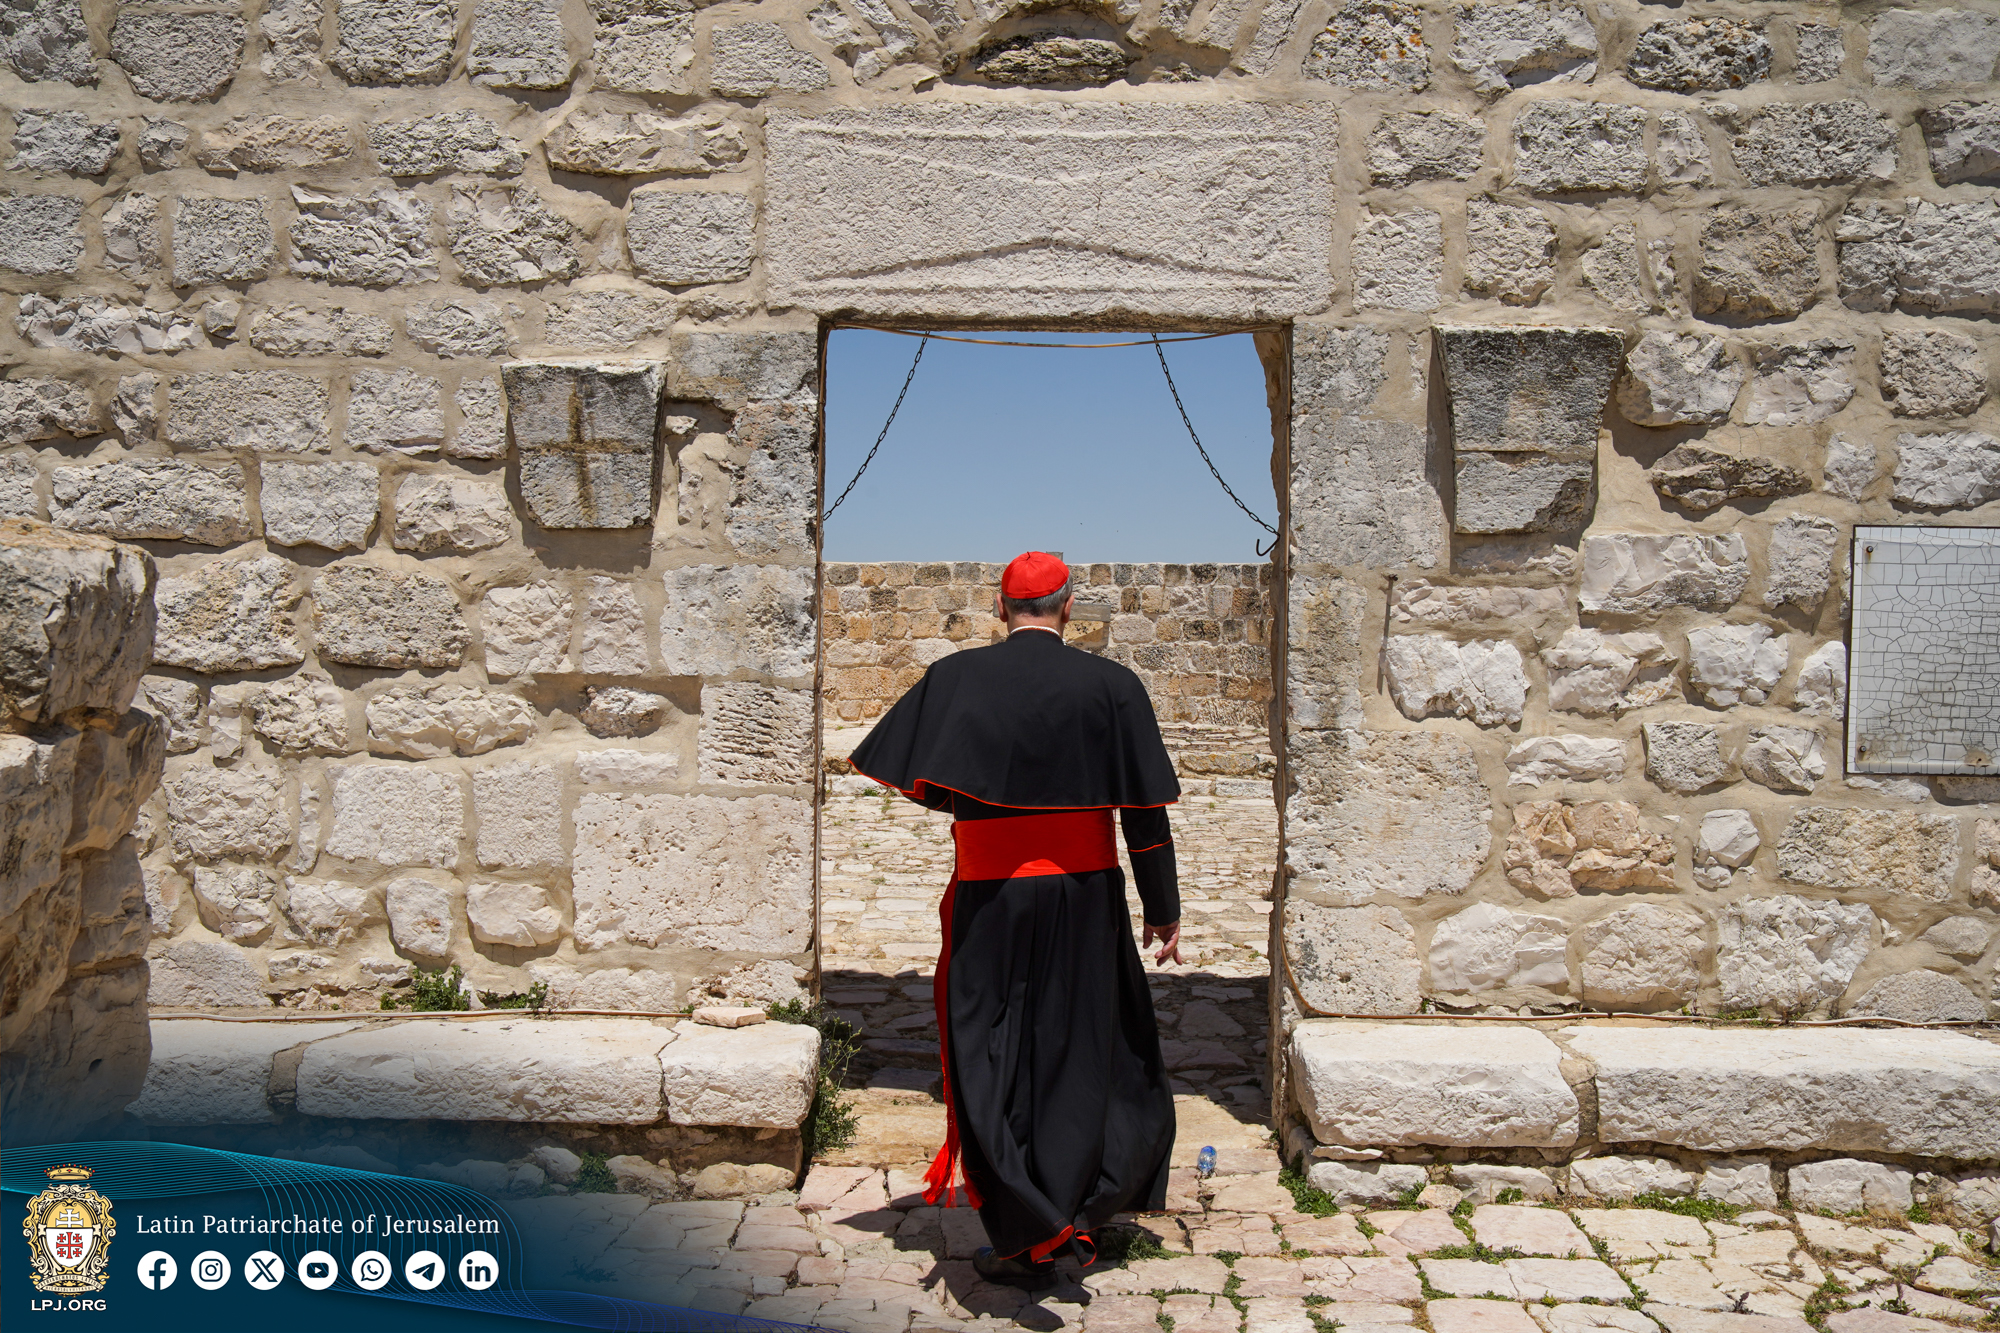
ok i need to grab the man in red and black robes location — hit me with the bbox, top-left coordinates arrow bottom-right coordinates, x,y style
849,550 -> 1182,1289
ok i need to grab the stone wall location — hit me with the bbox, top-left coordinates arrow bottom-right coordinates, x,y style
822,560 -> 1273,727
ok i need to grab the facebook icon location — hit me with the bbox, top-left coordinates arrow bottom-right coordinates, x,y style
137,1251 -> 177,1290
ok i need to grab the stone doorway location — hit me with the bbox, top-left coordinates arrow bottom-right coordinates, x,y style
808,324 -> 1295,1171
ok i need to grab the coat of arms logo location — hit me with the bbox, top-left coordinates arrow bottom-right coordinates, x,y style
23,1164 -> 114,1294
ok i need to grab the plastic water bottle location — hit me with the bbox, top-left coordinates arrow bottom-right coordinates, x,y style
1196,1146 -> 1217,1179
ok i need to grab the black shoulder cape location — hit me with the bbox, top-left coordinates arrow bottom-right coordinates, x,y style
849,629 -> 1180,809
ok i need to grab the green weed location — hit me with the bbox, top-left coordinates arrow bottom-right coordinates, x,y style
768,998 -> 861,1160
477,980 -> 550,1012
381,963 -> 469,1011
1280,1159 -> 1342,1219
1631,1192 -> 1739,1223
1497,1188 -> 1525,1206
1096,1227 -> 1171,1268
573,1151 -> 616,1195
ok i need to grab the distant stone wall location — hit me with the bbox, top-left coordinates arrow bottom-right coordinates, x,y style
822,561 -> 1275,728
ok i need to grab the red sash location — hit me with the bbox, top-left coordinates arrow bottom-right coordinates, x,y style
923,808 -> 1120,1244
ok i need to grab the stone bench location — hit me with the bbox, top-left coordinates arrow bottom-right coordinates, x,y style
133,1015 -> 819,1130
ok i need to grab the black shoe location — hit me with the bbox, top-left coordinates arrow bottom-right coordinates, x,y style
973,1246 -> 1057,1290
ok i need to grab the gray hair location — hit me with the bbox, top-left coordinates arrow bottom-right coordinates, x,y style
1002,578 -> 1072,619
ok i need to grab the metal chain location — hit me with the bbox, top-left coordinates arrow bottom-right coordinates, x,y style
1151,335 -> 1278,538
822,333 -> 928,524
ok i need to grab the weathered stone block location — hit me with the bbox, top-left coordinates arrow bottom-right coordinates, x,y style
1540,629 -> 1676,718
658,564 -> 815,677
370,110 -> 525,178
1286,729 -> 1490,904
1789,1159 -> 1915,1214
1290,1021 -> 1580,1147
467,881 -> 561,947
1719,894 -> 1874,1014
1305,0 -> 1428,90
1504,735 -> 1625,787
451,378 -> 507,460
0,457 -> 36,520
580,583 -> 643,674
660,1020 -> 818,1128
366,684 -> 532,759
725,402 -> 815,558
324,764 -> 462,868
258,0 -> 321,82
468,0 -> 573,89
0,378 -> 97,445
312,564 -> 467,669
331,0 -> 457,84
547,110 -> 745,176
765,104 -> 1335,321
590,0 -> 694,93
1656,112 -> 1714,185
670,330 -> 816,410
139,677 -> 200,754
1764,514 -> 1839,612
570,792 -> 811,952
579,686 -> 670,740
1439,325 -> 1621,460
447,185 -> 582,286
1646,445 -> 1808,513
1615,332 -> 1744,428
345,368 -> 444,455
1352,208 -> 1442,311
146,938 -> 270,1006
248,305 -> 393,358
1513,101 -> 1647,193
164,765 -> 290,862
1464,200 -> 1555,306
1504,799 -> 1674,897
1579,533 -> 1749,614
17,295 -> 203,356
1742,339 -> 1856,426
1687,623 -> 1787,708
1919,101 -> 2000,184
195,114 -> 350,172
1429,901 -> 1568,995
502,361 -> 662,529
969,33 -> 1124,85
172,195 -> 273,285
405,300 -> 511,359
1866,8 -> 2000,88
297,1019 -> 672,1122
1451,3 -> 1596,96
1283,901 -> 1422,1014
0,522 -> 155,722
260,461 -> 378,552
1368,111 -> 1483,186
282,877 -> 379,948
10,107 -> 119,173
1454,454 -> 1593,534
1849,971 -> 1985,1023
392,474 -> 511,554
1565,1025 -> 2000,1157
1775,807 -> 1958,901
385,875 -> 452,956
2,0 -> 96,87
248,673 -> 347,757
479,582 -> 574,677
1880,328 -> 1986,418
1892,430 -> 2000,510
1731,101 -> 1898,186
164,371 -> 328,454
626,190 -> 755,286
109,10 -> 244,101
152,556 -> 303,673
473,761 -> 563,870
1643,721 -> 1731,794
710,23 -> 828,95
100,194 -> 160,278
1696,206 -> 1821,321
698,683 -> 814,786
1382,636 -> 1527,726
50,458 -> 247,546
1739,726 -> 1826,794
0,193 -> 82,274
289,187 -> 436,286
1628,17 -> 1768,91
192,862 -> 279,942
1837,199 -> 2000,315
1579,904 -> 1704,1010
133,1018 -> 362,1124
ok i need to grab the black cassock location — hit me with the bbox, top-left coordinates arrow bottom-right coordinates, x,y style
850,627 -> 1181,1262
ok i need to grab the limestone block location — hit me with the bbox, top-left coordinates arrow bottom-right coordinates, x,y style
164,371 -> 329,454
1628,17 -> 1768,91
1686,624 -> 1787,709
480,582 -> 575,678
968,32 -> 1125,84
1718,894 -> 1874,1014
290,186 -> 440,286
451,378 -> 507,460
191,862 -> 279,942
1353,209 -> 1443,312
248,305 -> 393,358
133,117 -> 186,168
1851,970 -> 1985,1023
1792,642 -> 1846,718
502,361 -> 661,529
0,456 -> 36,520
1463,201 -> 1555,306
133,1018 -> 361,1124
531,961 -> 682,1011
0,522 -> 155,724
1504,735 -> 1626,787
297,1019 -> 672,1122
1439,325 -> 1622,460
369,110 -> 525,178
164,766 -> 289,863
547,110 -> 746,177
1283,902 -> 1422,1014
1304,0 -> 1429,90
1290,1021 -> 1580,1147
670,330 -> 817,410
578,577 -> 647,675
766,103 -> 1335,322
204,683 -> 252,760
324,764 -> 462,869
0,194 -> 82,275
49,458 -> 247,547
1647,447 -> 1810,517
109,9 -> 243,101
1696,207 -> 1820,322
260,461 -> 378,552
1301,1161 -> 1429,1212
1429,901 -> 1568,994
1761,516 -> 1840,614
1837,199 -> 2000,315
0,378 -> 97,445
385,875 -> 453,956
171,195 -> 273,285
1382,636 -> 1528,727
1731,101 -> 1898,187
1736,726 -> 1825,796
724,403 -> 815,558
1693,808 -> 1760,888
282,877 -> 379,947
140,677 -> 200,754
194,114 -> 350,173
710,23 -> 828,95
1918,101 -> 2000,185
1742,340 -> 1857,427
469,0 -> 573,89
1776,807 -> 1958,901
1866,9 -> 2000,88
590,0 -> 694,94
1892,430 -> 2000,510
570,792 -> 810,952
1580,534 -> 1749,615
578,686 -> 667,740
1579,904 -> 1704,1009
1580,225 -> 1650,313
250,674 -> 348,756
1513,102 -> 1647,193
1880,329 -> 1986,419
626,189 -> 755,287
1285,730 -> 1490,904
1368,111 -> 1483,186
1391,581 -> 1565,629
100,194 -> 161,278
1642,721 -> 1730,794
1657,110 -> 1714,184
1505,799 -> 1674,897
545,290 -> 676,352
698,683 -> 813,786
16,294 -> 205,357
1693,1160 -> 1777,1209
1454,453 -> 1593,534
2,0 -> 95,86
1919,916 -> 1991,960
1787,1160 -> 1913,1214
67,719 -> 164,860
366,684 -> 533,758
1570,1156 -> 1696,1201
447,185 -> 582,286
312,564 -> 466,669
152,556 -> 303,673
1617,332 -> 1743,428
405,301 -> 512,359
247,0 -> 318,83
10,107 -> 118,173
147,938 -> 270,1006
576,752 -> 678,790
659,564 -> 815,677
1450,3 -> 1597,96
391,475 -> 511,555
466,881 -> 561,947
473,762 -> 563,870
331,0 -> 457,84
661,1020 -> 818,1128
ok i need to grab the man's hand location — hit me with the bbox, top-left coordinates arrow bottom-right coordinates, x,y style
1143,921 -> 1183,967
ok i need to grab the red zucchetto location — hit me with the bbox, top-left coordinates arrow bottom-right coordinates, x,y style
1000,550 -> 1069,600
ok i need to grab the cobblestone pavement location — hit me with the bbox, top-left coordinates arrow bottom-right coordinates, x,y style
508,1170 -> 2000,1333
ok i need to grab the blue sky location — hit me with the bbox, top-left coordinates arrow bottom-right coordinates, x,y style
819,328 -> 1280,564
